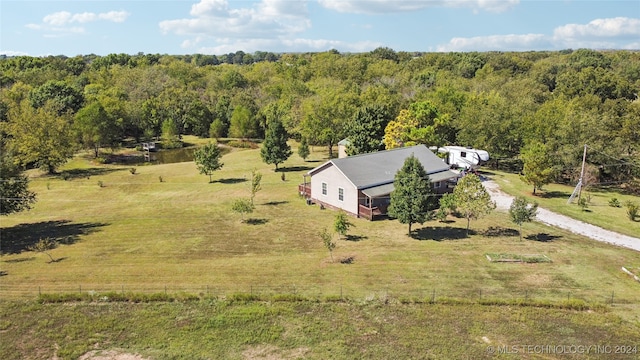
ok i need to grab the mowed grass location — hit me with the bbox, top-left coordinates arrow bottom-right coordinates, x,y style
1,143 -> 640,306
2,300 -> 640,360
488,170 -> 640,238
2,142 -> 640,358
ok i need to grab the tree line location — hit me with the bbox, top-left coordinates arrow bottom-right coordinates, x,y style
1,48 -> 639,214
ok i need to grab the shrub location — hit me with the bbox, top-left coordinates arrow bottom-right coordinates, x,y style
129,167 -> 137,175
626,202 -> 639,221
608,198 -> 621,207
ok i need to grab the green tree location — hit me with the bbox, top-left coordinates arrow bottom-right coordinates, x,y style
520,142 -> 555,195
161,119 -> 181,149
74,102 -> 121,158
320,228 -> 336,262
333,211 -> 353,239
29,80 -> 84,114
260,117 -> 292,171
193,142 -> 223,182
231,198 -> 254,222
298,137 -> 310,161
453,174 -> 496,236
388,155 -> 438,236
509,196 -> 538,240
0,152 -> 36,216
436,193 -> 457,222
7,102 -> 75,174
209,118 -> 225,140
346,105 -> 390,155
229,105 -> 257,139
250,168 -> 262,206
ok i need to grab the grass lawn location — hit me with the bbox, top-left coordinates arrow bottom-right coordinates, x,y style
487,170 -> 640,239
1,140 -> 640,358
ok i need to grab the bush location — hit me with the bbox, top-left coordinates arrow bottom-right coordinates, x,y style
227,140 -> 258,149
626,201 -> 639,221
608,198 -> 621,207
129,167 -> 137,175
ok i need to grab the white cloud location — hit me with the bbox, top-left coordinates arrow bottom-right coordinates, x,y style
27,9 -> 130,38
160,0 -> 311,41
0,50 -> 30,56
553,17 -> 640,41
318,0 -> 518,14
436,34 -> 548,52
42,10 -> 129,26
436,17 -> 640,51
197,37 -> 381,54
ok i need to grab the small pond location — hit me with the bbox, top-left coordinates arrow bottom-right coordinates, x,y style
109,145 -> 231,165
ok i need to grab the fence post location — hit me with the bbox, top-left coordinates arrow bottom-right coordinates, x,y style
610,291 -> 615,305
340,286 -> 343,300
431,289 -> 436,303
479,289 -> 482,301
39,286 -> 41,296
165,285 -> 167,295
79,285 -> 82,293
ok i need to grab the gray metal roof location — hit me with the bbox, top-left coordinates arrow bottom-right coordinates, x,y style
309,145 -> 453,190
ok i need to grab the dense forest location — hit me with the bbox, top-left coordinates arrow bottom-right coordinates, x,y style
1,48 -> 639,190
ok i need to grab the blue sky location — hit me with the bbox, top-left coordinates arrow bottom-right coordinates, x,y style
1,0 -> 639,56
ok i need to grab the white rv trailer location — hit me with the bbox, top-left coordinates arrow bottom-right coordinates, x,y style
437,146 -> 489,170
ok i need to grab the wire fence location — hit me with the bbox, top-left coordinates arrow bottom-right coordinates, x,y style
0,283 -> 633,307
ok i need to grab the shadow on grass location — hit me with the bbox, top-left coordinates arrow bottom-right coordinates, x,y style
481,226 -> 519,237
525,233 -> 562,242
303,160 -> 322,163
263,201 -> 289,206
214,178 -> 247,184
1,220 -> 108,255
412,226 -> 474,241
0,271 -> 7,276
55,167 -> 123,180
344,234 -> 368,242
538,190 -> 570,199
3,257 -> 36,263
277,166 -> 314,173
245,218 -> 269,225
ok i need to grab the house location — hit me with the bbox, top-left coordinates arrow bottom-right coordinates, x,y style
435,146 -> 489,170
298,145 -> 458,220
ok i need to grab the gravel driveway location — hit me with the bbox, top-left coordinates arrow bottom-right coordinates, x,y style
482,180 -> 640,252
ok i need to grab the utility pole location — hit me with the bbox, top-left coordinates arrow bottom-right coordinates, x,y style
577,144 -> 587,201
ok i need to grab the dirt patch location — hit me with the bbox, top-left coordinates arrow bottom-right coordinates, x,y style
242,345 -> 309,360
78,350 -> 150,360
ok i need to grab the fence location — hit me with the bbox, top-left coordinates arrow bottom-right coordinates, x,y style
0,283 -> 632,307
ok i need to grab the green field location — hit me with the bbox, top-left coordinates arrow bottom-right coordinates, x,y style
2,141 -> 640,358
489,170 -> 640,239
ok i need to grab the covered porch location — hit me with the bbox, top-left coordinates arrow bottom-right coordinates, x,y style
358,183 -> 393,221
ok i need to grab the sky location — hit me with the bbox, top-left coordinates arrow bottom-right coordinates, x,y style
1,0 -> 639,57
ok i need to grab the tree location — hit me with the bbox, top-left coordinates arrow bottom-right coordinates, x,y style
74,102 -> 121,158
0,152 -> 36,216
346,105 -> 390,155
29,80 -> 84,115
161,118 -> 181,149
320,228 -> 336,262
28,238 -> 58,263
509,196 -> 538,240
250,168 -> 262,206
388,155 -> 438,236
260,117 -> 292,171
298,137 -> 310,161
436,193 -> 457,222
209,118 -> 225,140
193,142 -> 223,182
333,211 -> 353,239
231,198 -> 254,222
520,142 -> 555,195
229,105 -> 257,139
453,174 -> 496,236
7,101 -> 75,174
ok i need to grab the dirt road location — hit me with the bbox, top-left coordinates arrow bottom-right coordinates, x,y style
482,180 -> 640,252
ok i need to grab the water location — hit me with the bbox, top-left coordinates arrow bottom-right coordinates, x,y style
149,147 -> 197,164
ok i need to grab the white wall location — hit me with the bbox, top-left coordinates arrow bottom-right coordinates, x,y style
310,164 -> 359,215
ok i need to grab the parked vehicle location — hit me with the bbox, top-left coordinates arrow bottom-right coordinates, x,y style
436,146 -> 489,170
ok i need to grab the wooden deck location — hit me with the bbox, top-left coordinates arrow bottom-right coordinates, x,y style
358,204 -> 387,221
298,183 -> 311,198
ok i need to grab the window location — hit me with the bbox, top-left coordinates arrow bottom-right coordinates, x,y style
322,182 -> 327,196
338,188 -> 344,201
434,181 -> 441,189
461,151 -> 467,158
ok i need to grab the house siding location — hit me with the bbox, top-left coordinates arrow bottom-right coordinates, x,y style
310,164 -> 359,215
